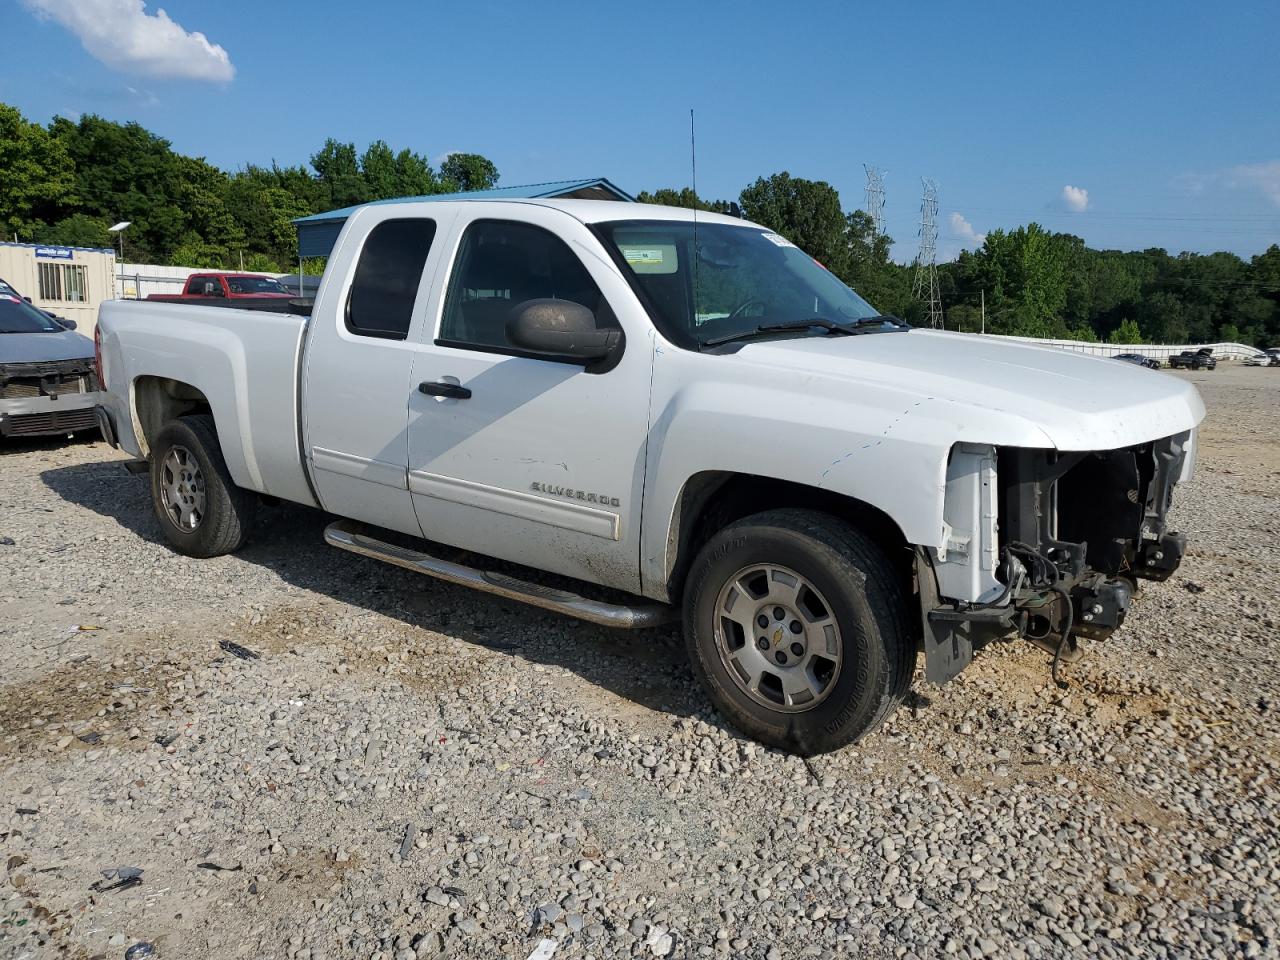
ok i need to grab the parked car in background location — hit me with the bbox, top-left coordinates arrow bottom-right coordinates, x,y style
0,292 -> 100,438
1113,353 -> 1161,370
1168,348 -> 1216,370
275,273 -> 322,298
147,273 -> 295,303
0,277 -> 77,328
1245,348 -> 1280,367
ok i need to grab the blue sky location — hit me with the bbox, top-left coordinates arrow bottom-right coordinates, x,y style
4,0 -> 1279,260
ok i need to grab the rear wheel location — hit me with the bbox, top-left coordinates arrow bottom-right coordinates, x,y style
149,414 -> 256,557
683,509 -> 915,755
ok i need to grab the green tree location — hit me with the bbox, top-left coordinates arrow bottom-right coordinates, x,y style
393,148 -> 437,197
0,101 -> 503,266
1109,318 -> 1143,344
439,153 -> 499,192
310,139 -> 365,208
946,303 -> 983,333
50,113 -> 191,261
0,103 -> 75,237
633,187 -> 720,211
1136,291 -> 1188,343
226,166 -> 313,267
1062,325 -> 1098,342
844,209 -> 912,316
173,154 -> 243,261
360,140 -> 399,201
739,172 -> 850,277
39,213 -> 111,248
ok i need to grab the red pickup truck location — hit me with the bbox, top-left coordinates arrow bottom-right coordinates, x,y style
148,273 -> 294,302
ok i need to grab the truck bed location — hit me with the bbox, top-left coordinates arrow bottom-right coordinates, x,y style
95,298 -> 317,508
140,295 -> 313,314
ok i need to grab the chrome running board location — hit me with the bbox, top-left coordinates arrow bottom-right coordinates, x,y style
324,519 -> 675,629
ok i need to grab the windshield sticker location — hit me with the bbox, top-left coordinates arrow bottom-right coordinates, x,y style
616,238 -> 679,274
761,232 -> 794,247
623,247 -> 665,266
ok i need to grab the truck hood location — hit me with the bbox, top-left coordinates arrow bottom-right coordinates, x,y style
0,328 -> 95,364
729,329 -> 1205,450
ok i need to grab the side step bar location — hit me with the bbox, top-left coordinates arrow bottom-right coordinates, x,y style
324,519 -> 675,630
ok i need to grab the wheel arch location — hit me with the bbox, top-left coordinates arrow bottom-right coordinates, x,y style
131,375 -> 214,458
659,470 -> 915,604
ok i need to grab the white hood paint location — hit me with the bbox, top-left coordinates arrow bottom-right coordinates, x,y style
729,329 -> 1205,451
642,328 -> 1208,590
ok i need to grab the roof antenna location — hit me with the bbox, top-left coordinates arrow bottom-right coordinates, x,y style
690,108 -> 699,322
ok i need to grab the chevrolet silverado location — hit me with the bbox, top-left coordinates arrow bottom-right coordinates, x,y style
93,198 -> 1204,753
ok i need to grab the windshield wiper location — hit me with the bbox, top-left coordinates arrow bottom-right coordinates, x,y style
847,314 -> 906,328
703,318 -> 850,347
702,315 -> 904,348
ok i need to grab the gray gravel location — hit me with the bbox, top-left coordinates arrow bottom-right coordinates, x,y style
1,365 -> 1277,960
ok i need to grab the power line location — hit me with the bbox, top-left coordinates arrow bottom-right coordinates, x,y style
913,177 -> 942,328
863,165 -> 886,236
940,204 -> 1280,224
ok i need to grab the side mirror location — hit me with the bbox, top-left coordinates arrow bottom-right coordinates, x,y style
506,299 -> 620,362
58,317 -> 77,330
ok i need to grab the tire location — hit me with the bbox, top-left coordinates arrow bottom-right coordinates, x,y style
149,414 -> 256,557
682,508 -> 915,755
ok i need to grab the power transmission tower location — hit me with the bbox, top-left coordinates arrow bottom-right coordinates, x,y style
863,165 -> 886,236
912,177 -> 942,328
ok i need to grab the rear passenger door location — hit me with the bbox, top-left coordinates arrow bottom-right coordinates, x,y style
302,211 -> 453,536
406,205 -> 653,593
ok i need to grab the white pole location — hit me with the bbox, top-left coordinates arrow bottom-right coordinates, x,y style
980,289 -> 986,335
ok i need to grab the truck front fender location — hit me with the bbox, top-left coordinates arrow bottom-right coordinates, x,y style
640,381 -> 963,600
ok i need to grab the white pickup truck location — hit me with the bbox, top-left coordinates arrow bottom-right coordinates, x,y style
94,198 -> 1205,754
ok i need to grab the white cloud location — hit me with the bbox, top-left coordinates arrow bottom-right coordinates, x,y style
22,0 -> 234,83
1229,160 -> 1280,207
949,211 -> 985,248
1175,160 -> 1280,208
1061,185 -> 1090,212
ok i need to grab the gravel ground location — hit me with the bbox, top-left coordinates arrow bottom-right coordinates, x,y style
1,365 -> 1277,960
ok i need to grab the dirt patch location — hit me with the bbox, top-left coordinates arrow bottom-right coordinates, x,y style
0,653 -> 177,763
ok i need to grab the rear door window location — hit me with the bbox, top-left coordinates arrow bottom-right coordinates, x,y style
346,218 -> 437,340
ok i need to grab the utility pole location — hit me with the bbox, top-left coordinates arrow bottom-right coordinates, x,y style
863,165 -> 886,236
912,178 -> 942,329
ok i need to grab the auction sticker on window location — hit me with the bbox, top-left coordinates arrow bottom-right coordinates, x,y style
616,237 -> 678,274
761,232 -> 795,247
623,247 -> 665,265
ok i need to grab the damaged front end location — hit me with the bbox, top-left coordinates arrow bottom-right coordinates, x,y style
918,431 -> 1194,685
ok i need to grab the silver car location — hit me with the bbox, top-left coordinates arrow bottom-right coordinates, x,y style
0,290 -> 101,439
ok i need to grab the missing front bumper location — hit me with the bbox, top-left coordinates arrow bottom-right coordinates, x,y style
918,430 -> 1190,684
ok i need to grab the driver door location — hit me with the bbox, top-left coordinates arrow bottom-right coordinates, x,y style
405,205 -> 653,593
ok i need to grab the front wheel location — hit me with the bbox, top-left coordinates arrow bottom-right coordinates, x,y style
149,414 -> 256,557
682,509 -> 915,755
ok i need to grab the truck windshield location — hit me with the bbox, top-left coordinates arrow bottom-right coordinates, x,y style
226,277 -> 289,294
597,220 -> 883,349
0,295 -> 63,334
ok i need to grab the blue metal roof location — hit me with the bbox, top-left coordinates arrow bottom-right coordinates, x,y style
292,178 -> 633,258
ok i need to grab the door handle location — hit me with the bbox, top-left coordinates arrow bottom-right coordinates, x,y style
419,380 -> 472,400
